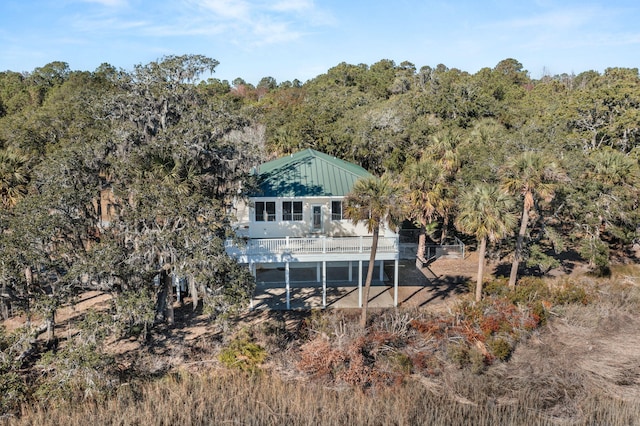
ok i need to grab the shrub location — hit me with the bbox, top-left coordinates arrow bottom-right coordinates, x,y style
487,337 -> 513,361
483,278 -> 509,297
447,342 -> 470,368
469,346 -> 488,374
0,370 -> 27,415
509,277 -> 552,304
378,351 -> 413,375
530,300 -> 549,326
218,330 -> 267,373
33,312 -> 117,406
552,281 -> 591,305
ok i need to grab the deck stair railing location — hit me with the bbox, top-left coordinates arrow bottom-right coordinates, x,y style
423,237 -> 465,264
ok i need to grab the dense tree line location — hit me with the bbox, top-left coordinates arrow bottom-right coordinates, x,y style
256,58 -> 639,292
1,55 -> 639,332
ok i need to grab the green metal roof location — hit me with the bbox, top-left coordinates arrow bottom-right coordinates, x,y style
253,149 -> 373,197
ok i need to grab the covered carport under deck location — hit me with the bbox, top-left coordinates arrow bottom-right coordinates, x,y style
225,236 -> 400,310
251,261 -> 394,310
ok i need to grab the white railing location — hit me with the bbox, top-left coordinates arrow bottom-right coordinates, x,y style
225,236 -> 398,257
424,236 -> 465,262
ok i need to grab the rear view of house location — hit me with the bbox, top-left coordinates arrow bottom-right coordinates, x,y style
226,149 -> 400,309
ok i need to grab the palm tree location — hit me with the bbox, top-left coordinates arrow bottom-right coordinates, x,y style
0,148 -> 31,320
402,158 -> 446,260
344,175 -> 403,328
500,151 -> 561,288
402,130 -> 461,259
424,130 -> 461,243
0,148 -> 30,209
455,183 -> 516,302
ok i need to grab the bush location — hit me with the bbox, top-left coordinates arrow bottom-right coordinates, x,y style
447,341 -> 489,374
218,330 -> 267,373
32,310 -> 117,406
487,337 -> 513,361
509,277 -> 552,304
552,281 -> 591,305
447,342 -> 470,368
483,278 -> 509,297
0,370 -> 27,415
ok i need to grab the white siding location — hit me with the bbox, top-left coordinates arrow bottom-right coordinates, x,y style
231,196 -> 397,239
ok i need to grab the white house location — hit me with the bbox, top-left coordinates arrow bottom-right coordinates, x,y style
225,149 -> 400,309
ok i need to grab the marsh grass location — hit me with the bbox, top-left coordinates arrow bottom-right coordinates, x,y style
5,269 -> 640,425
9,370 -> 640,426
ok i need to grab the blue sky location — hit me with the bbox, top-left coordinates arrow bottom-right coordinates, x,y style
1,0 -> 639,85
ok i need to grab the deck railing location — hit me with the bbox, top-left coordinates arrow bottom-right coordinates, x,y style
225,236 -> 398,257
424,236 -> 465,262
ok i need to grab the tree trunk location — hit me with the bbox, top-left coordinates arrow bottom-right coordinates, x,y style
155,271 -> 174,325
24,266 -> 33,286
417,224 -> 426,260
360,227 -> 380,329
508,206 -> 530,289
441,215 -> 450,244
1,282 -> 9,320
45,309 -> 55,344
188,275 -> 198,311
476,236 -> 487,302
165,274 -> 174,325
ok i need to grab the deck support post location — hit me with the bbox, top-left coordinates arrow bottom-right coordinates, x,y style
322,261 -> 327,308
248,261 -> 256,310
358,260 -> 363,308
348,261 -> 353,282
379,260 -> 384,282
316,262 -> 321,282
285,261 -> 290,310
394,258 -> 399,307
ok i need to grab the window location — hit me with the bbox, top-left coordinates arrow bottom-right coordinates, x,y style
282,201 -> 303,221
255,201 -> 276,222
331,201 -> 343,220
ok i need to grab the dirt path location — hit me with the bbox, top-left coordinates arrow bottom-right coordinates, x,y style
395,253 -> 478,311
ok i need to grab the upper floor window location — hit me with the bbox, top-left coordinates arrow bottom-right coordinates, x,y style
255,201 -> 276,222
282,201 -> 303,221
331,201 -> 343,221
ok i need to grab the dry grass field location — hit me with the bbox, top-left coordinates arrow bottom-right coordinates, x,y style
3,258 -> 640,425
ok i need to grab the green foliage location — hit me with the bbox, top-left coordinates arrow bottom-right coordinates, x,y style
33,312 -> 116,406
34,343 -> 116,405
113,289 -> 155,339
552,282 -> 591,305
508,277 -> 552,304
0,326 -> 28,414
487,337 -> 513,361
202,256 -> 255,320
447,342 -> 471,368
218,330 -> 267,373
579,236 -> 610,273
526,244 -> 561,273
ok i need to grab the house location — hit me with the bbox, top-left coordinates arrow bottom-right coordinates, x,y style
225,149 -> 400,309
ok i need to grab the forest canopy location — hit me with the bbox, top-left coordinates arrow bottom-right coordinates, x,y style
0,55 -> 639,329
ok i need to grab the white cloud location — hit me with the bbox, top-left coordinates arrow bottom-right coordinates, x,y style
497,8 -> 599,31
181,0 -> 331,47
250,18 -> 302,45
190,0 -> 251,20
80,0 -> 128,7
269,0 -> 313,13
